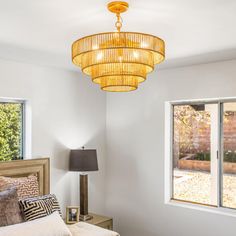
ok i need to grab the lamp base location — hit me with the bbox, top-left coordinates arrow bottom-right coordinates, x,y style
79,214 -> 93,221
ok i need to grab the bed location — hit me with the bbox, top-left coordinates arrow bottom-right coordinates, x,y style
0,158 -> 119,236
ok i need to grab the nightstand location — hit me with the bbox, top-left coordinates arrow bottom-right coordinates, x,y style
65,213 -> 113,230
86,213 -> 113,230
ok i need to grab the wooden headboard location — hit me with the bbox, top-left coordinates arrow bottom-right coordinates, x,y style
0,158 -> 50,195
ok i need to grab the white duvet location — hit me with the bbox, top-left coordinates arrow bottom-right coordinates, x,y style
0,212 -> 120,236
0,212 -> 71,236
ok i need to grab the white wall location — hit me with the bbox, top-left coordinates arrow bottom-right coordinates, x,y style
0,58 -> 107,215
106,59 -> 236,236
2,56 -> 236,235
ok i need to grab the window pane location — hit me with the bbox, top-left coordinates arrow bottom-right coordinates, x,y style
0,103 -> 23,161
222,102 -> 236,209
173,104 -> 218,205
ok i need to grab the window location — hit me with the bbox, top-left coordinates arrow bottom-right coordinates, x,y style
168,99 -> 236,211
0,100 -> 25,161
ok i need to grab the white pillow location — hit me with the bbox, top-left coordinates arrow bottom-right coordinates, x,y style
0,211 -> 71,236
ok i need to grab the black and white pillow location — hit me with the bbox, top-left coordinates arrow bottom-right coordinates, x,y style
19,194 -> 62,221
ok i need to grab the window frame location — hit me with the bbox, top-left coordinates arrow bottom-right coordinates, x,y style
0,98 -> 26,160
165,97 -> 236,217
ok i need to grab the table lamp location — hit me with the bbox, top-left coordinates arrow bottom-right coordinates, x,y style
69,148 -> 98,221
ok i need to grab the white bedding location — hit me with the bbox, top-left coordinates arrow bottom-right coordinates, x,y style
0,211 -> 120,236
68,222 -> 120,236
0,211 -> 71,236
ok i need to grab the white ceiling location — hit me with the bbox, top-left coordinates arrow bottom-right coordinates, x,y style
0,0 -> 235,70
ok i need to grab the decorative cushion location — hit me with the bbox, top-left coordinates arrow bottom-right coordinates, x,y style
0,211 -> 72,236
19,194 -> 62,221
0,188 -> 24,226
0,175 -> 39,199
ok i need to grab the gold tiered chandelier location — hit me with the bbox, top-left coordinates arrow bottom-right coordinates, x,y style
72,1 -> 165,92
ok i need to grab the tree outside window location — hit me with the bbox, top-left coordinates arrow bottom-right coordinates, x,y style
0,102 -> 24,161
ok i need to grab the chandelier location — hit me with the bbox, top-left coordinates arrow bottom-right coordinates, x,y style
72,1 -> 165,92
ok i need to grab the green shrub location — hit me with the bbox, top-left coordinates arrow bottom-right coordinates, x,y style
195,153 -> 210,161
192,152 -> 236,163
0,103 -> 22,161
224,151 -> 236,163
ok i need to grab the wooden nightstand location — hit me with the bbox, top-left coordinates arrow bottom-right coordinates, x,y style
65,213 -> 113,230
86,213 -> 113,230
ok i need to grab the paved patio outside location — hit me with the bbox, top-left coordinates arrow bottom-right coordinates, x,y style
173,169 -> 236,208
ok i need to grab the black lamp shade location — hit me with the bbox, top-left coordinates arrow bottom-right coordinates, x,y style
69,149 -> 98,172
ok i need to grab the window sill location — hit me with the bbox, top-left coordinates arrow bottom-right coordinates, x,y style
166,199 -> 236,218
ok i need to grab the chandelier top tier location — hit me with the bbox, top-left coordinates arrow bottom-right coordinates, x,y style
72,1 -> 165,92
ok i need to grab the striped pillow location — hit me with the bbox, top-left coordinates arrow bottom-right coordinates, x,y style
0,175 -> 39,199
19,194 -> 62,221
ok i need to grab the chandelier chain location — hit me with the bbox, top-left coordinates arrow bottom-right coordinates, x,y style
115,13 -> 123,32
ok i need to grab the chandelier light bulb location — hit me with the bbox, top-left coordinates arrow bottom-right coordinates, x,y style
133,51 -> 139,59
96,53 -> 103,61
92,45 -> 99,50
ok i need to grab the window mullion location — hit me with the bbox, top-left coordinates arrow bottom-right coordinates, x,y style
218,102 -> 224,207
208,104 -> 219,206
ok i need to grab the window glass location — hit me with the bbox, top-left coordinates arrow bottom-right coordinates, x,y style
222,102 -> 236,209
173,104 -> 218,206
0,102 -> 24,161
